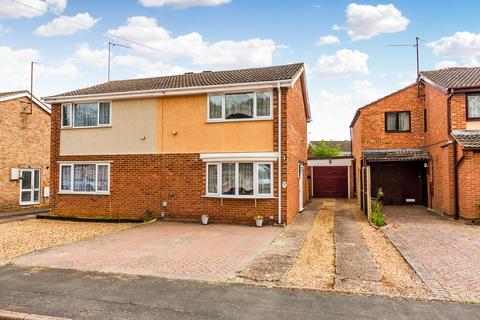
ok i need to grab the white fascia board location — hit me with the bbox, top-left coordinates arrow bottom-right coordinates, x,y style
0,93 -> 51,114
200,152 -> 279,162
308,158 -> 352,167
44,79 -> 295,104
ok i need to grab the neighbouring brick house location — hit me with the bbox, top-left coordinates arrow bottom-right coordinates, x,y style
44,63 -> 311,225
351,67 -> 480,221
0,91 -> 51,210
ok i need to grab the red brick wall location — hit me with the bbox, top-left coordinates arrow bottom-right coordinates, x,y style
358,84 -> 425,149
0,97 -> 50,209
458,150 -> 480,219
424,84 -> 456,217
285,78 -> 308,222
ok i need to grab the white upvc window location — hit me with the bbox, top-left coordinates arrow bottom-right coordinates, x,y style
61,102 -> 111,128
205,162 -> 273,198
207,91 -> 273,122
59,163 -> 110,195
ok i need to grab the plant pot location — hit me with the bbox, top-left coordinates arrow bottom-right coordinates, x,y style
201,216 -> 209,225
255,218 -> 263,227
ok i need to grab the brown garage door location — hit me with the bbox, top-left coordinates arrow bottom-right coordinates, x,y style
313,166 -> 348,198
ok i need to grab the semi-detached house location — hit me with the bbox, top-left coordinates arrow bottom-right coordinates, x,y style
44,63 -> 311,225
351,67 -> 480,221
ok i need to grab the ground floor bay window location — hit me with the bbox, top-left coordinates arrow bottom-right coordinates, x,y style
206,162 -> 273,198
59,162 -> 110,194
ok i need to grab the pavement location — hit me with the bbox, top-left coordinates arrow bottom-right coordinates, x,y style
383,206 -> 480,303
0,265 -> 479,320
7,221 -> 277,281
0,208 -> 48,224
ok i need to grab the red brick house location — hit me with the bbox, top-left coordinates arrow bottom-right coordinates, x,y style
44,63 -> 311,225
0,91 -> 51,210
351,67 -> 480,221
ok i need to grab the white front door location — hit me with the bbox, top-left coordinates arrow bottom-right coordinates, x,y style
19,169 -> 40,206
299,164 -> 304,212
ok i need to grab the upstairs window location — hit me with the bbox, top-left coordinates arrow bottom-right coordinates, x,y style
61,102 -> 111,128
467,94 -> 480,119
385,111 -> 410,132
207,91 -> 272,121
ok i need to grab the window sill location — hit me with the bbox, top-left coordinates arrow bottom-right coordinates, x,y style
58,191 -> 110,196
202,195 -> 276,199
206,117 -> 273,124
61,125 -> 112,130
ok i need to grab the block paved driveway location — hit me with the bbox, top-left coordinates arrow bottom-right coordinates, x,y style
383,206 -> 480,303
7,222 -> 278,281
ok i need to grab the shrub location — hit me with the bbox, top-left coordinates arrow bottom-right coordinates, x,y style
144,210 -> 155,222
371,200 -> 386,227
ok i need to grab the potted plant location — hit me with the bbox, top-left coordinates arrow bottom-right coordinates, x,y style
201,214 -> 209,225
253,215 -> 264,227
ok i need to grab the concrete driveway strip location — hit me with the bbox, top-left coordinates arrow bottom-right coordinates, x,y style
7,222 -> 278,281
0,265 -> 479,320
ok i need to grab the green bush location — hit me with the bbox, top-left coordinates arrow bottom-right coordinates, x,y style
144,210 -> 155,222
371,200 -> 386,227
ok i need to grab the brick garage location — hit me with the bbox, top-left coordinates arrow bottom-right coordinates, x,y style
0,92 -> 50,210
352,67 -> 480,221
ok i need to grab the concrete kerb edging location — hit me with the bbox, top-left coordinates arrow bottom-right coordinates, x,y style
0,309 -> 71,320
381,227 -> 452,301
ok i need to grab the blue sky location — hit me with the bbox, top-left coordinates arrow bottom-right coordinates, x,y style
1,0 -> 480,140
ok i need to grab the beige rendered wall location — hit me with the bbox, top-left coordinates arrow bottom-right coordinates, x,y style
60,98 -> 157,155
158,94 -> 274,153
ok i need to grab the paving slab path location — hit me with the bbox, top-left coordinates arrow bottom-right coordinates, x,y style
383,206 -> 480,303
333,205 -> 382,292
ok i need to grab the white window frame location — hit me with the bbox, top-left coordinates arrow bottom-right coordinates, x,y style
61,103 -> 72,128
58,162 -> 110,195
206,91 -> 273,122
205,162 -> 274,198
61,101 -> 112,128
19,168 -> 41,206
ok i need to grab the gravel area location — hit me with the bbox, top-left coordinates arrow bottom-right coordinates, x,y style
0,219 -> 135,260
351,203 -> 431,299
281,208 -> 335,290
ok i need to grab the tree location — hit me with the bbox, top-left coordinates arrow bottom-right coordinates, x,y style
309,141 -> 342,158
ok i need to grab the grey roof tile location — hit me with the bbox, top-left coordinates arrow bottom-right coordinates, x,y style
420,67 -> 480,89
452,130 -> 480,149
363,148 -> 430,161
47,63 -> 304,98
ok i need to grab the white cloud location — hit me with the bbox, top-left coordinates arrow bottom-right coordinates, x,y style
0,0 -> 66,19
139,0 -> 230,8
0,46 -> 76,92
434,60 -> 458,70
315,35 -> 340,46
308,81 -> 384,140
427,32 -> 480,65
34,12 -> 100,37
342,3 -> 409,41
311,49 -> 369,77
70,43 -> 108,67
107,16 -> 277,68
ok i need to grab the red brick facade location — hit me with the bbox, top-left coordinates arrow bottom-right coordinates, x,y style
50,81 -> 309,225
352,82 -> 480,221
0,95 -> 50,210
